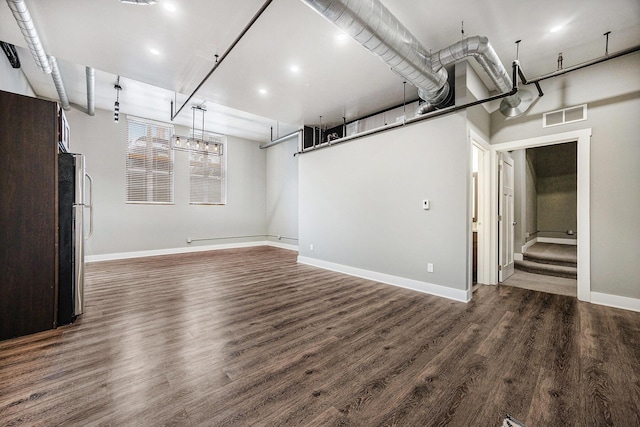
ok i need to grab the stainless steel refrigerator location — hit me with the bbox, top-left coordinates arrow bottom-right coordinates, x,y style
58,153 -> 92,325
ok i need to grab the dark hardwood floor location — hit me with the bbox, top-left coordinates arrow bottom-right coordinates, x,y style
1,246 -> 638,426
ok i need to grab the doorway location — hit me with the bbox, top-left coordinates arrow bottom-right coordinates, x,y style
470,131 -> 490,290
488,129 -> 591,302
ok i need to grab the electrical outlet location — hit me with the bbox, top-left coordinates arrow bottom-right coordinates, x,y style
427,263 -> 434,273
423,199 -> 430,210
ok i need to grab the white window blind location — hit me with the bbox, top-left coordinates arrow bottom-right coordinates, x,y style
189,135 -> 226,205
126,116 -> 174,204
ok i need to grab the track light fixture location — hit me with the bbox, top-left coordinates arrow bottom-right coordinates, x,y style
113,76 -> 122,123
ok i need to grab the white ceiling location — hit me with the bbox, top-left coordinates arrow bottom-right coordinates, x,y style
1,0 -> 639,142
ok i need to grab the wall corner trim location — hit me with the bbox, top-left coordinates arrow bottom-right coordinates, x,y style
590,292 -> 640,312
297,256 -> 470,303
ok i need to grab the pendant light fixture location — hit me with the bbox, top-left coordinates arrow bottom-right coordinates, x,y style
113,76 -> 122,123
171,105 -> 223,155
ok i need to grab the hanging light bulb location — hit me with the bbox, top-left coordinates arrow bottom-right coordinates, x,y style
213,144 -> 219,154
196,140 -> 200,149
205,142 -> 209,151
186,139 -> 191,148
175,136 -> 181,147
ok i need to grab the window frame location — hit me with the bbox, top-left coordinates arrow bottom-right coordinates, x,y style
125,116 -> 175,205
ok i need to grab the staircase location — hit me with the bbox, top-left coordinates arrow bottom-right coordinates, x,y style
515,243 -> 577,279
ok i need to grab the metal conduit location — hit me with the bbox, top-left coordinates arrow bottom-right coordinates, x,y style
520,44 -> 640,85
171,0 -> 274,120
259,129 -> 303,149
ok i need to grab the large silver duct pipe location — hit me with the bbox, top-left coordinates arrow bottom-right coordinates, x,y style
49,56 -> 70,110
431,36 -> 531,117
6,0 -> 71,110
301,0 -> 531,117
301,0 -> 450,106
6,0 -> 51,73
85,66 -> 95,116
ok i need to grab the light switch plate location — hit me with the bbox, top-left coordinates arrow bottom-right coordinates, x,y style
423,200 -> 430,210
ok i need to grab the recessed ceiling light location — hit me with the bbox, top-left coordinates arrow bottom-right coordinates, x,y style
550,25 -> 563,33
259,88 -> 267,95
335,32 -> 348,43
120,0 -> 157,4
164,3 -> 176,12
150,48 -> 160,55
290,65 -> 300,73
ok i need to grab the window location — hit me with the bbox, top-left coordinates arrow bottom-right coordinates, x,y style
126,116 -> 174,204
189,134 -> 226,205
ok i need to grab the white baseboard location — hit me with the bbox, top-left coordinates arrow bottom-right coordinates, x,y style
522,238 -> 538,253
591,292 -> 640,312
297,256 -> 470,303
265,241 -> 299,251
537,237 -> 578,246
86,241 -> 269,262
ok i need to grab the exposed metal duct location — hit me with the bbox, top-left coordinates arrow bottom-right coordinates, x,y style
85,66 -> 95,116
6,0 -> 51,73
301,0 -> 531,117
301,0 -> 450,107
431,36 -> 532,117
49,56 -> 70,110
6,0 -> 71,110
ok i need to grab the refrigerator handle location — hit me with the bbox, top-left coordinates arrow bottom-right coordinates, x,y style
85,172 -> 94,240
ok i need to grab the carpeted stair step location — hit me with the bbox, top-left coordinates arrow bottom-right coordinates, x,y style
523,252 -> 577,268
515,259 -> 577,279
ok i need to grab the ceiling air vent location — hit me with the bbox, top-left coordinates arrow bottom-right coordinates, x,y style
543,104 -> 587,128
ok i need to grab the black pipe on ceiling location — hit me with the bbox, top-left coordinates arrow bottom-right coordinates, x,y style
171,0 -> 274,121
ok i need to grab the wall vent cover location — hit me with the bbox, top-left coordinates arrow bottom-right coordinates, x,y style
543,104 -> 587,128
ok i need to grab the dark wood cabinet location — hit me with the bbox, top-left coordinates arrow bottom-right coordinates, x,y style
0,90 -> 60,340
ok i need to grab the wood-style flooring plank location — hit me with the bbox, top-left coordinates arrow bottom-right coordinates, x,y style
1,246 -> 639,426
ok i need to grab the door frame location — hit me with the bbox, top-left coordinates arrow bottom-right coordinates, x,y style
498,151 -> 515,282
470,130 -> 490,287
488,128 -> 591,302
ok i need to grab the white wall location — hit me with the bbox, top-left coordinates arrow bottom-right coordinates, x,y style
66,108 -> 267,257
299,112 -> 469,294
491,52 -> 640,299
265,136 -> 299,247
0,55 -> 35,96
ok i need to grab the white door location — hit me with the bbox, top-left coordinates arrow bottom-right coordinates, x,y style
498,152 -> 515,282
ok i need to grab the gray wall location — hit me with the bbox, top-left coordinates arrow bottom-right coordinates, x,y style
491,51 -> 640,299
534,143 -> 577,239
0,54 -> 34,96
525,150 -> 538,244
66,108 -> 267,256
265,136 -> 299,246
299,112 -> 469,291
